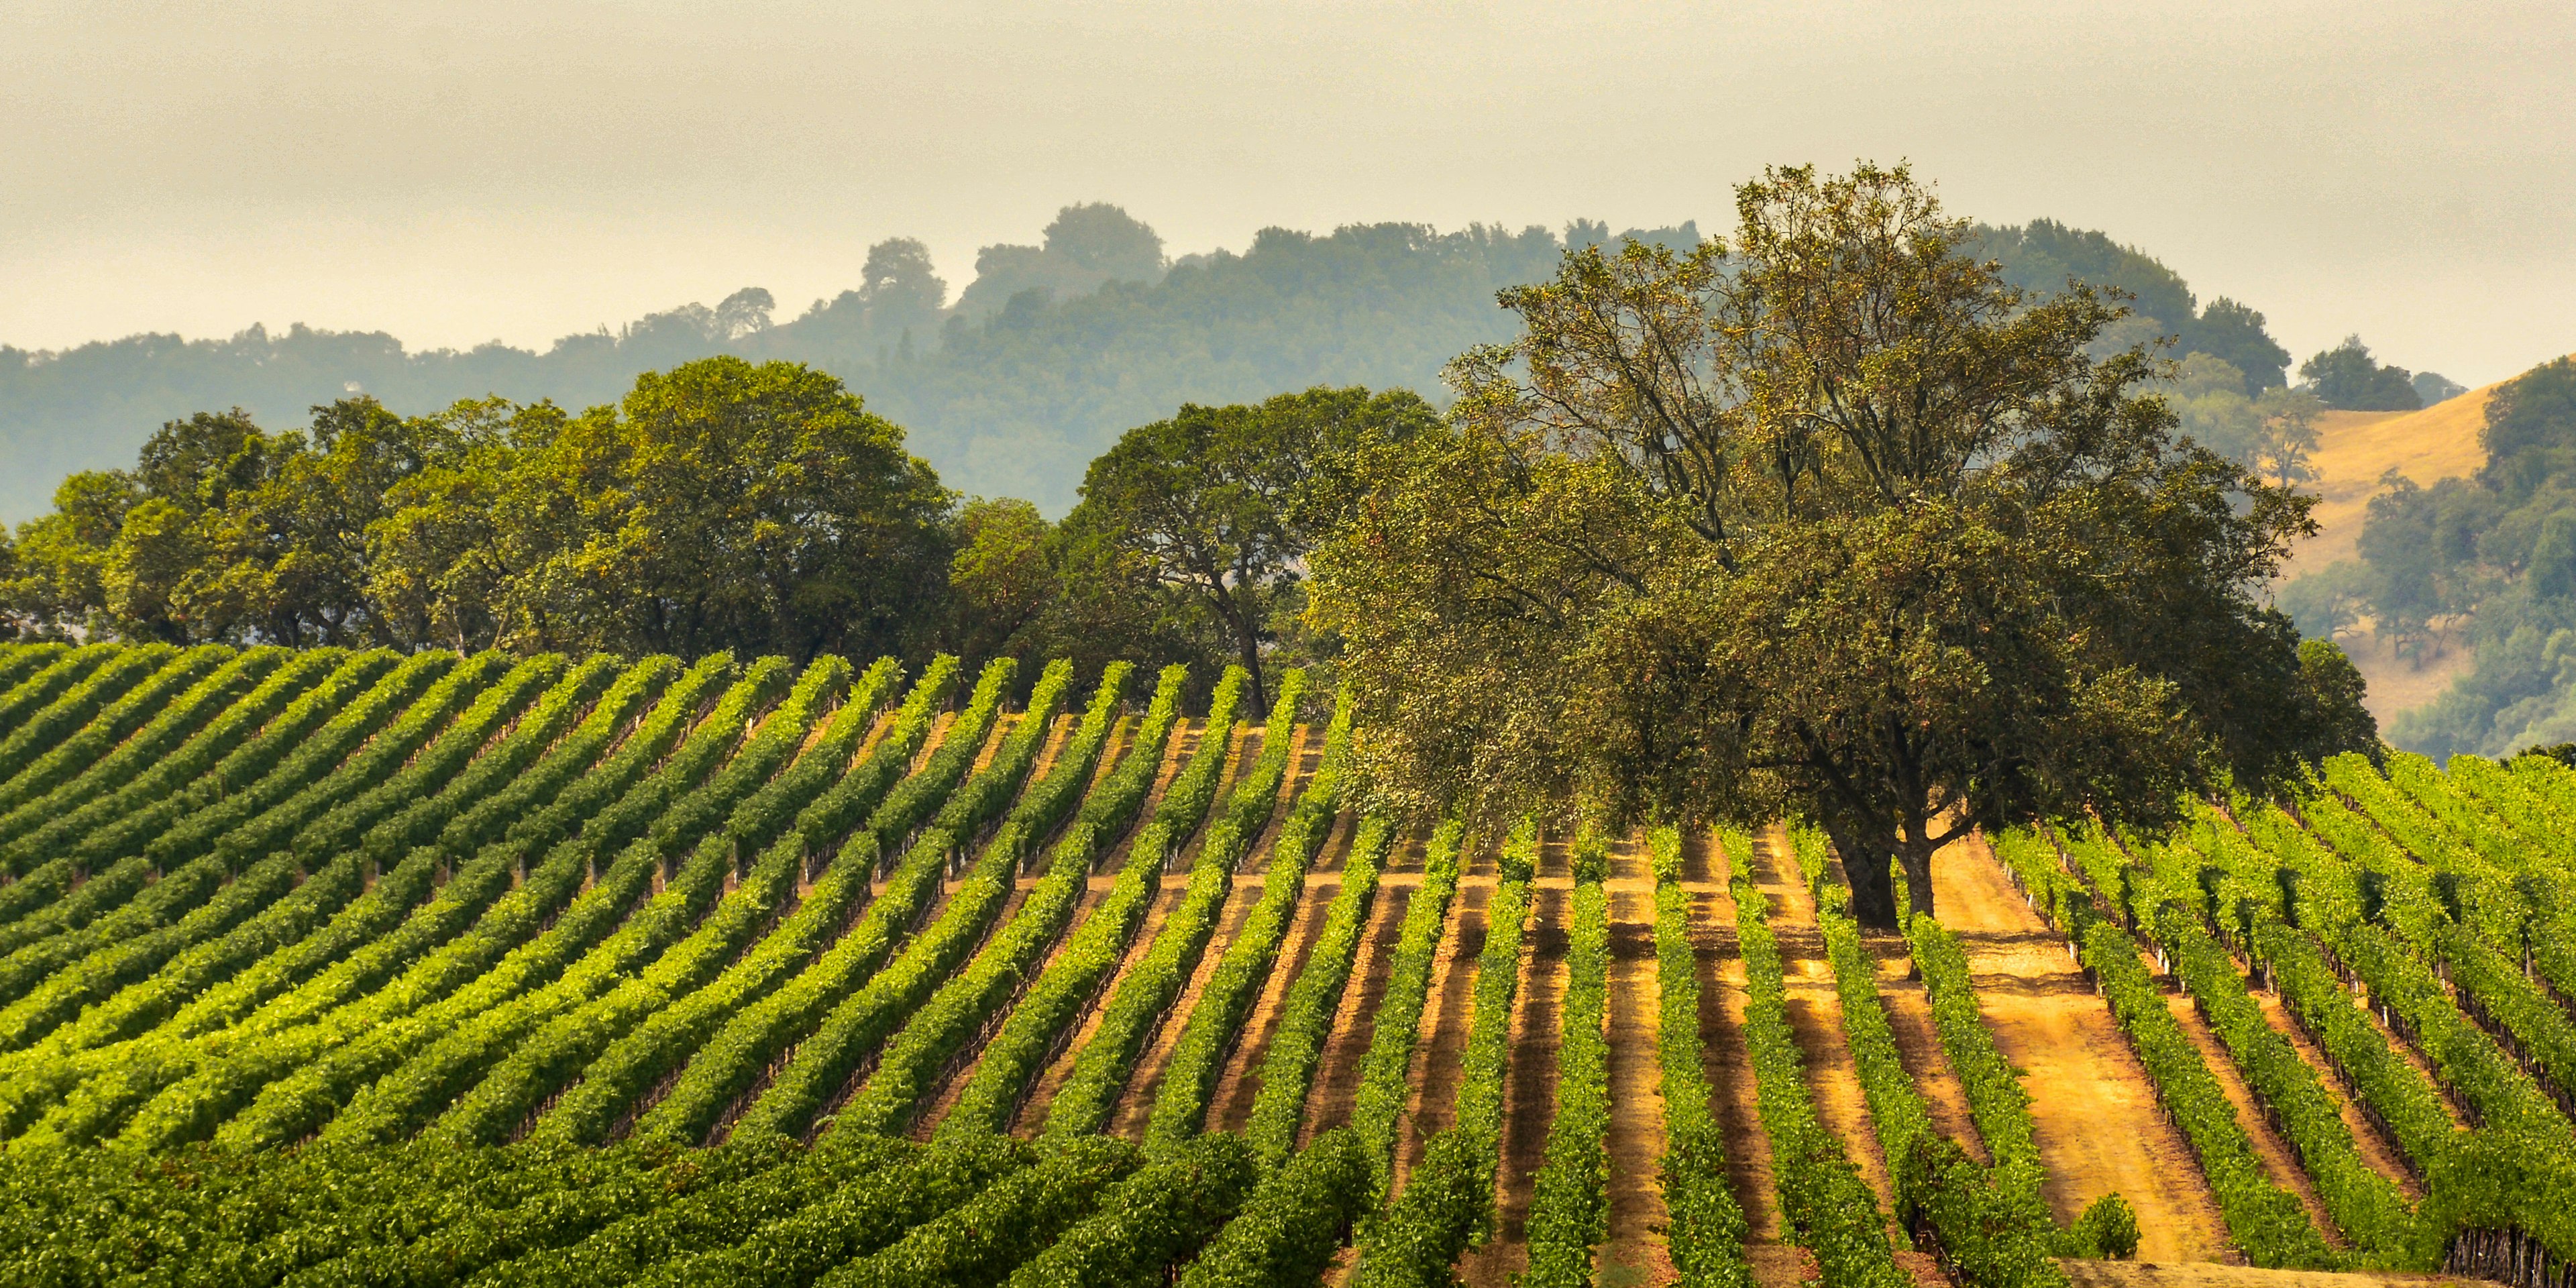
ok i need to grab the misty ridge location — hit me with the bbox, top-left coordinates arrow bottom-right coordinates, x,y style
0,201 -> 2438,521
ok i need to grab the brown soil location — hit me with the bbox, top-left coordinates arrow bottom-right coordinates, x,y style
966,709 -> 1018,774
1206,808 -> 1356,1133
1006,718 -> 1210,1136
2163,994 -> 2349,1248
1171,724 -> 1260,870
1872,929 -> 1992,1165
842,706 -> 901,770
1393,848 -> 1492,1196
1741,832 -> 1906,1244
1935,834 -> 2231,1264
1106,867 -> 1258,1138
1102,725 -> 1320,1137
1090,717 -> 1199,875
1297,830 -> 1423,1146
1458,878 -> 1562,1288
1601,835 -> 1678,1288
898,719 -> 1146,1141
1689,830 -> 1788,1263
1015,880 -> 1188,1134
2061,1257 -> 2479,1288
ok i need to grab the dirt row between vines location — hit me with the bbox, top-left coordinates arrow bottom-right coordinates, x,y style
1933,834 -> 2233,1263
963,765 -> 2440,1283
1209,803 -> 1360,1133
1011,717 -> 1246,1134
1105,723 -> 1313,1138
905,710 -> 1167,1140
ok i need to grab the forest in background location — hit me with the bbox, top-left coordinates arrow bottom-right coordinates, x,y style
0,204 -> 2421,521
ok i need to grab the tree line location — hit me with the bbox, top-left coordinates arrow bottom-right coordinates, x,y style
0,358 -> 1428,714
4,203 -> 2337,524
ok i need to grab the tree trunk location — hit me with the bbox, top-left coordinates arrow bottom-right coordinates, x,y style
1827,820 -> 1902,932
1896,832 -> 1939,925
1236,629 -> 1269,716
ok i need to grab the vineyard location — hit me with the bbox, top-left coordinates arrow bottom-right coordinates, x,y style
1,641 -> 2575,1288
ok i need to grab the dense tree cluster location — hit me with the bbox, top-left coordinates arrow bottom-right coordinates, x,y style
0,359 -> 953,659
2301,335 -> 2430,412
0,357 -> 1403,708
1970,219 -> 2293,394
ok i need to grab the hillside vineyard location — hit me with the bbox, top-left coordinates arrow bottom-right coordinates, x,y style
1,645 -> 2573,1288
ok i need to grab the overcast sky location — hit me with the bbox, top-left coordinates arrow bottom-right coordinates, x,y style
5,1 -> 2571,386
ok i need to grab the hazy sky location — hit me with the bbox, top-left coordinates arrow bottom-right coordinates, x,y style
5,1 -> 2572,386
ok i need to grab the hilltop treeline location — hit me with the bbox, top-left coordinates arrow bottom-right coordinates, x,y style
1,205 -> 2304,520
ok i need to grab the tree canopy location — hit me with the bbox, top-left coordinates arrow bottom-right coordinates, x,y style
2301,335 -> 2424,411
1055,386 -> 1438,712
0,358 -> 953,661
1309,163 -> 2373,928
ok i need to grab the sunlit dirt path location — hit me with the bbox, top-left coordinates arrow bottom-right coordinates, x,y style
1693,833 -> 1800,1288
1934,835 -> 2232,1263
1601,834 -> 1678,1287
1458,843 -> 1566,1288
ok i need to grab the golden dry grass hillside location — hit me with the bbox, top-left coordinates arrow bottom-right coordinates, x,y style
2279,390 -> 2496,581
2274,383 -> 2504,720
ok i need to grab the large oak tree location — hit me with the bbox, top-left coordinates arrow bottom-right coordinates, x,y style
1309,164 -> 2375,928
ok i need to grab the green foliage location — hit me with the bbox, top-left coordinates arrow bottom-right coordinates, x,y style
1728,866 -> 1910,1288
1182,1128 -> 1373,1288
1314,162 -> 2334,930
1970,221 -> 2291,390
1061,388 -> 1436,710
0,643 -> 191,796
0,659 -> 683,1145
1648,829 -> 1752,1288
1239,814 -> 1392,1167
2125,839 -> 2415,1260
0,645 -> 281,855
1814,890 -> 2065,1288
1904,912 -> 2045,1200
2023,829 -> 2336,1268
1040,669 -> 1305,1139
1348,868 -> 1532,1288
1140,682 -> 1348,1152
127,656 -> 757,1152
0,360 -> 954,660
933,665 -> 1234,1141
2067,1193 -> 2142,1260
1004,1131 -> 1260,1287
713,660 -> 1044,1144
1346,820 -> 1464,1193
814,1134 -> 1132,1288
2302,335 -> 2424,411
306,657 -> 830,1147
821,663 -> 1143,1140
1520,876 -> 1611,1287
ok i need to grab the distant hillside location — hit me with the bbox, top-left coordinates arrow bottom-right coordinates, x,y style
2276,354 -> 2576,757
2281,391 -> 2496,580
0,206 -> 2290,521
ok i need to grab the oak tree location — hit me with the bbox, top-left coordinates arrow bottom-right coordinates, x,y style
1311,164 -> 2371,928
